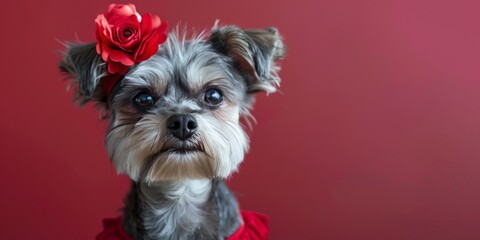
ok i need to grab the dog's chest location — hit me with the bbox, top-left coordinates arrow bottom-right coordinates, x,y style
141,180 -> 215,240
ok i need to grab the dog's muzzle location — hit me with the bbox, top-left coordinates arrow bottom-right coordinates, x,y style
166,114 -> 198,140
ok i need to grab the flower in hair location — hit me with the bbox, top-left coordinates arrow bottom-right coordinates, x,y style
95,3 -> 168,75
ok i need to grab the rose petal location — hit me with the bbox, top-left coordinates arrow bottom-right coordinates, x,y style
140,14 -> 152,35
135,19 -> 167,61
140,14 -> 156,35
94,31 -> 102,54
134,31 -> 154,59
107,3 -> 136,18
151,15 -> 161,29
157,20 -> 168,37
109,49 -> 135,66
107,61 -> 129,75
107,3 -> 116,13
101,44 -> 110,61
109,15 -> 141,50
94,3 -> 169,76
135,34 -> 160,62
96,15 -> 114,41
96,43 -> 101,55
158,31 -> 168,45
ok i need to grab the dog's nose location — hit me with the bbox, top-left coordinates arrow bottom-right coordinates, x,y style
166,114 -> 198,140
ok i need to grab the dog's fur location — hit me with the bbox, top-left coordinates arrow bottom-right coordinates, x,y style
60,25 -> 284,240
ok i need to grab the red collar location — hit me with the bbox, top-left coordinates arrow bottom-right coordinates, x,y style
96,210 -> 269,240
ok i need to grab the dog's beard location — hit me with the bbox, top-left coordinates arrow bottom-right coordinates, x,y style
106,106 -> 248,183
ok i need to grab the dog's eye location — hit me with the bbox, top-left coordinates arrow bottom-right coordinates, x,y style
133,92 -> 155,109
204,88 -> 223,107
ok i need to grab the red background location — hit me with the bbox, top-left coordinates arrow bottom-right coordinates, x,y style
1,0 -> 480,239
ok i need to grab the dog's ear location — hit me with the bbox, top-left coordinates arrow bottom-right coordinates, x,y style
59,42 -> 107,105
208,26 -> 285,94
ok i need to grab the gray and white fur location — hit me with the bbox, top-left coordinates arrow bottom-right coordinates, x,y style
60,25 -> 285,240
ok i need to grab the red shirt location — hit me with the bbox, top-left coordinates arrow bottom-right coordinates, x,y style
96,211 -> 269,240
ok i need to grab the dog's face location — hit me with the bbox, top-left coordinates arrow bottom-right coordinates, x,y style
61,26 -> 284,183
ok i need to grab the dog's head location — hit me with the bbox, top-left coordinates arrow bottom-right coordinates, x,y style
60,25 -> 284,183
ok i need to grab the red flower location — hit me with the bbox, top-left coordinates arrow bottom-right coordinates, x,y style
95,3 -> 168,74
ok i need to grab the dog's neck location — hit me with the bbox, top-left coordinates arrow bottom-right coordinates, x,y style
141,180 -> 214,239
123,179 -> 242,240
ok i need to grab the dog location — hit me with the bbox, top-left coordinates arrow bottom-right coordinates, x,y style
60,4 -> 284,240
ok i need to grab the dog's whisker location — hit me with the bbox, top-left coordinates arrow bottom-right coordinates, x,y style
107,121 -> 137,135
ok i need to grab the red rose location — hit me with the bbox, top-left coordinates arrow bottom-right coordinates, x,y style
95,3 -> 167,74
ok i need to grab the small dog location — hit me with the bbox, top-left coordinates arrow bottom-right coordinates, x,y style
60,4 -> 284,240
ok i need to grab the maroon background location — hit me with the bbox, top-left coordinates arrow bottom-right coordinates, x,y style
1,0 -> 480,239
